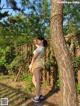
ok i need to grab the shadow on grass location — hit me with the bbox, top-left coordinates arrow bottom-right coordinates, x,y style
0,82 -> 60,106
25,101 -> 58,106
0,82 -> 31,106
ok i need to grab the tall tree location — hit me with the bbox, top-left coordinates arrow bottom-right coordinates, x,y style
50,0 -> 78,106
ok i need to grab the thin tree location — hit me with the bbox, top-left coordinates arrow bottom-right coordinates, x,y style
50,0 -> 78,106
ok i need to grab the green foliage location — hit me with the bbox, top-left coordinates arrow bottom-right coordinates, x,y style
19,73 -> 32,82
63,3 -> 80,34
55,79 -> 60,88
6,55 -> 21,70
0,0 -> 80,36
14,35 -> 33,45
76,84 -> 80,94
0,46 -> 10,65
0,0 -> 50,74
67,23 -> 78,34
0,45 -> 19,73
73,56 -> 80,74
19,73 -> 34,92
0,0 -> 50,38
45,59 -> 55,71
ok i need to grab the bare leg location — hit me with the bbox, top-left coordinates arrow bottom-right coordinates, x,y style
32,75 -> 36,87
32,68 -> 42,97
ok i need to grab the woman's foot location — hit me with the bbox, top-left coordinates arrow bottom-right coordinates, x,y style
32,95 -> 45,103
39,95 -> 45,100
32,96 -> 40,103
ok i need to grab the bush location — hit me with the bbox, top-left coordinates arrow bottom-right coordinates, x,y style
76,84 -> 80,94
19,73 -> 34,93
73,56 -> 80,82
73,56 -> 80,74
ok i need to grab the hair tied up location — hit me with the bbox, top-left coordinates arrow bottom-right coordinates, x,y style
43,39 -> 48,47
37,36 -> 48,47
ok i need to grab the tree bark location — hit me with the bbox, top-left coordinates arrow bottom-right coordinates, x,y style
50,0 -> 78,106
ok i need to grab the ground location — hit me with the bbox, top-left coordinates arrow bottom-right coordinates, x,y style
0,75 -> 80,106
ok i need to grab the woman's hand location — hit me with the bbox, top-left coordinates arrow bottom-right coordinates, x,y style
29,64 -> 32,72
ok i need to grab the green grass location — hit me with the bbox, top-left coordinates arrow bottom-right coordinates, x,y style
0,74 -> 10,80
19,73 -> 34,93
0,73 -> 80,94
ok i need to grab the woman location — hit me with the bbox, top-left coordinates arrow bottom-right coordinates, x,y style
29,36 -> 47,102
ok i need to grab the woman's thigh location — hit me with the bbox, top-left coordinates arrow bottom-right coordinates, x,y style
33,67 -> 42,83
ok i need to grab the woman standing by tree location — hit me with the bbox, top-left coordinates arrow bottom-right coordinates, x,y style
29,36 -> 47,103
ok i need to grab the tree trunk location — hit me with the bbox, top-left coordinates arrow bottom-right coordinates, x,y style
50,0 -> 78,106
